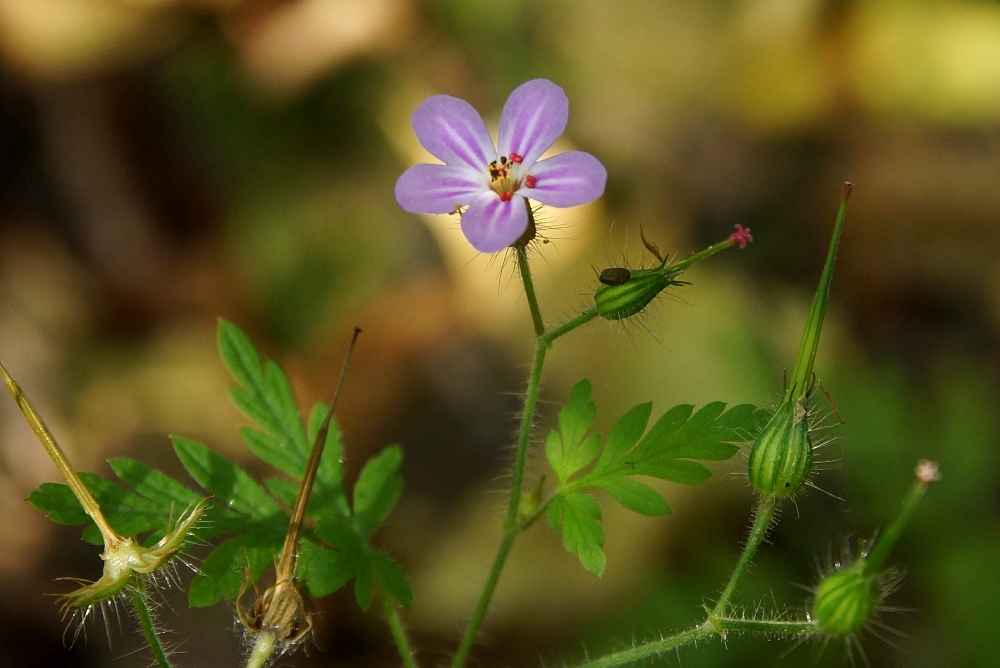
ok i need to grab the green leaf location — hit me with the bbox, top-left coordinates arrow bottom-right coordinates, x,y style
594,478 -> 670,516
547,492 -> 606,576
354,558 -> 373,612
545,380 -> 602,485
299,541 -> 355,597
28,482 -> 89,526
189,529 -> 283,607
108,457 -> 204,508
353,446 -> 403,540
218,319 -> 310,466
591,402 -> 652,478
373,551 -> 412,609
172,436 -> 281,520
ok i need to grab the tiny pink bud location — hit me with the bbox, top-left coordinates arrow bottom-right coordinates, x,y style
729,224 -> 753,249
915,459 -> 940,484
843,181 -> 854,199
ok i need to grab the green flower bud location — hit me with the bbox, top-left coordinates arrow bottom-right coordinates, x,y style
747,400 -> 812,497
594,266 -> 683,320
812,564 -> 877,636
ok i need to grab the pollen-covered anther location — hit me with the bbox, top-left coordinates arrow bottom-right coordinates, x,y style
525,175 -> 537,188
510,152 -> 523,163
499,191 -> 513,202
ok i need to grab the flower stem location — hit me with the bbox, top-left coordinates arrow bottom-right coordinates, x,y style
245,632 -> 276,668
862,466 -> 935,576
383,591 -> 419,668
712,616 -> 819,636
0,359 -> 122,548
575,623 -> 716,668
128,583 -> 173,668
517,245 -> 545,337
711,496 -> 776,617
666,238 -> 737,274
451,341 -> 546,668
541,306 -> 598,347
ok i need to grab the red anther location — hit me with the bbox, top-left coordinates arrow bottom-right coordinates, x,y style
525,175 -> 537,188
510,153 -> 523,163
499,191 -> 513,202
729,224 -> 753,249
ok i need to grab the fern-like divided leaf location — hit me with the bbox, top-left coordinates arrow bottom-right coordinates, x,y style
544,379 -> 764,575
28,319 -> 412,612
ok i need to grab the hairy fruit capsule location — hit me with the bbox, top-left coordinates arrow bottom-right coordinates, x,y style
747,401 -> 812,498
812,565 -> 877,636
594,266 -> 682,320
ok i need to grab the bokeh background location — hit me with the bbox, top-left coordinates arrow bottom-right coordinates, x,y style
1,0 -> 998,666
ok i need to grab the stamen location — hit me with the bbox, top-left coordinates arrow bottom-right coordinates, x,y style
510,153 -> 522,163
499,192 -> 512,202
525,175 -> 536,188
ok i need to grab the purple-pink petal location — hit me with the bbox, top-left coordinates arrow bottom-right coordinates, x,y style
461,191 -> 529,253
497,79 -> 569,168
412,94 -> 496,171
523,151 -> 607,208
395,163 -> 486,214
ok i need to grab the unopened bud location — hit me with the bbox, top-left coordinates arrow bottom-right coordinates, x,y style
747,400 -> 812,498
812,564 -> 877,636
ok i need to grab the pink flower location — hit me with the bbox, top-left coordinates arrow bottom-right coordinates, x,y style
729,224 -> 753,249
394,79 -> 607,253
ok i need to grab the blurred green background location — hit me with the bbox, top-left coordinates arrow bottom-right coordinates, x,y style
0,0 -> 998,666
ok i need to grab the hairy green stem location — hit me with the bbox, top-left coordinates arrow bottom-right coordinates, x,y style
863,474 -> 932,576
711,496 -> 777,617
667,237 -> 737,274
541,306 -> 598,347
383,593 -> 419,668
128,584 -> 173,668
453,250 -> 601,668
451,342 -> 546,668
245,633 -> 276,668
713,616 -> 818,636
572,614 -> 819,668
517,245 -> 545,337
575,623 -> 716,668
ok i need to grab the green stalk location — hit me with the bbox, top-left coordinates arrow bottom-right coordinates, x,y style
862,470 -> 934,576
383,593 -> 419,668
667,237 -> 737,273
711,496 -> 776,617
128,584 -> 173,668
574,623 -> 716,668
517,244 -> 545,337
786,183 -> 852,402
451,341 -> 546,668
245,633 -> 276,668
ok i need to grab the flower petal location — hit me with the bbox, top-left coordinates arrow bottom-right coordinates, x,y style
412,95 -> 496,171
395,164 -> 486,214
523,151 -> 607,208
461,192 -> 529,253
497,79 -> 569,168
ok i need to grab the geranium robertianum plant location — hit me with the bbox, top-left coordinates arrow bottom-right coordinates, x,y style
2,78 -> 939,668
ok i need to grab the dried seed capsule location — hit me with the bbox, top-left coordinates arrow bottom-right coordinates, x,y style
812,565 -> 877,636
599,267 -> 632,286
747,400 -> 812,498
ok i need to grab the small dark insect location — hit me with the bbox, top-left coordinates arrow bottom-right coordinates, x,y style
599,267 -> 632,285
